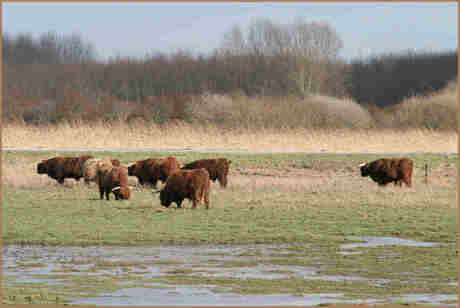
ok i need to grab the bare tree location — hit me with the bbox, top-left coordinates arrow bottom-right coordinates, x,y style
219,17 -> 344,97
220,25 -> 246,56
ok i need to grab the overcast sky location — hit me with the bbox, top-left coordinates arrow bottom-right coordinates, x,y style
3,2 -> 458,60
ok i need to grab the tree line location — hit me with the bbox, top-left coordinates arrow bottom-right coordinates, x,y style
2,18 -> 457,124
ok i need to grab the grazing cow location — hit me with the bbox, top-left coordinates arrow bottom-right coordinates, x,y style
155,168 -> 210,209
181,158 -> 231,188
37,155 -> 94,184
360,158 -> 413,187
82,158 -> 121,184
128,156 -> 180,188
97,166 -> 131,200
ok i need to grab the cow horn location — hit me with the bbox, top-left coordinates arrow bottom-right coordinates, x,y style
112,186 -> 121,192
359,163 -> 366,167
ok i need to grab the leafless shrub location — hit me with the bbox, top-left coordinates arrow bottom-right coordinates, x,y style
187,93 -> 373,129
372,80 -> 458,130
188,92 -> 235,125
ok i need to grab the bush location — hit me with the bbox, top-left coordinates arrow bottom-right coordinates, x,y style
187,93 -> 374,129
370,79 -> 458,130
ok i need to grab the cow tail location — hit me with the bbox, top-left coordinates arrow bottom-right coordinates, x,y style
203,176 -> 210,209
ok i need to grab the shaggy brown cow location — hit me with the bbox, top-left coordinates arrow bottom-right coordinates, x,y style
37,155 -> 94,184
82,158 -> 121,184
97,166 -> 131,200
181,158 -> 231,188
360,158 -> 413,187
128,156 -> 180,188
155,168 -> 210,209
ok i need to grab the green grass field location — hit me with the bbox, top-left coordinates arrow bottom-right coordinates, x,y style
3,150 -> 457,245
2,150 -> 458,305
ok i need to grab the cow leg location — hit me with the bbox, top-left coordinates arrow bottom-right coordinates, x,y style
57,178 -> 65,185
105,189 -> 110,200
204,188 -> 210,210
218,174 -> 227,188
152,179 -> 158,189
404,177 -> 411,187
99,187 -> 104,200
176,200 -> 183,209
192,189 -> 202,209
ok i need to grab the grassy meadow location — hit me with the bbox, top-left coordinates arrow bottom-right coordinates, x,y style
2,149 -> 458,305
3,150 -> 457,246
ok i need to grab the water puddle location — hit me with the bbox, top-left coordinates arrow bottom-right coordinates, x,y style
71,288 -> 381,306
340,236 -> 444,249
3,240 -> 455,306
392,294 -> 458,306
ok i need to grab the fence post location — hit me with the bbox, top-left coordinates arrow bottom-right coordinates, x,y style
424,163 -> 428,184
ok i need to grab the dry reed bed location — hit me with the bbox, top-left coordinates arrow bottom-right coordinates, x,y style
3,122 -> 457,153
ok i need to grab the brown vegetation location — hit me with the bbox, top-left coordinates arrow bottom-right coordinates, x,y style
3,26 -> 457,131
5,122 -> 457,153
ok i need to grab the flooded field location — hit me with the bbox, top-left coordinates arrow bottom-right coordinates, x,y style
3,150 -> 457,305
3,237 -> 457,306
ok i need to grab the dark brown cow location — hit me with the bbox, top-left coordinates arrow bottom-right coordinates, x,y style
37,155 -> 94,184
156,168 -> 210,209
181,158 -> 231,188
127,156 -> 180,188
360,158 -> 413,187
97,166 -> 131,200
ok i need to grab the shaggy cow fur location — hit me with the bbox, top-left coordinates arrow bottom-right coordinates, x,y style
157,168 -> 210,209
97,166 -> 131,200
128,156 -> 180,188
37,155 -> 94,184
360,158 -> 413,187
181,158 -> 231,188
82,158 -> 121,184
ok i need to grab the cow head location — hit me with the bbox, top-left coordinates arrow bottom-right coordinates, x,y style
79,155 -> 93,162
37,161 -> 48,174
112,186 -> 131,200
156,189 -> 172,208
217,159 -> 231,188
359,162 -> 370,177
127,163 -> 138,176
